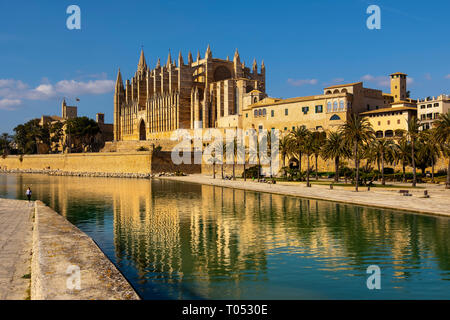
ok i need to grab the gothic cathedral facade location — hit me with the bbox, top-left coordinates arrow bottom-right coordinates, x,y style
113,46 -> 266,141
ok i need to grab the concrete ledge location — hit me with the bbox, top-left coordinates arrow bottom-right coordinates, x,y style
31,201 -> 139,300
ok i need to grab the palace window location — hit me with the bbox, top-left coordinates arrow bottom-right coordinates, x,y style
285,109 -> 288,116
330,114 -> 341,121
246,113 -> 248,118
271,110 -> 275,117
262,108 -> 266,116
302,106 -> 309,114
339,100 -> 345,110
327,102 -> 332,112
397,119 -> 400,124
254,110 -> 258,117
333,101 -> 338,111
315,105 -> 323,113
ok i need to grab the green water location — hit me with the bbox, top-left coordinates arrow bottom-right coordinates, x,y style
1,173 -> 449,299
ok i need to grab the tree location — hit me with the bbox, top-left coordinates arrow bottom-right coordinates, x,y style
403,117 -> 421,187
279,135 -> 292,176
340,114 -> 375,191
0,133 -> 13,155
321,131 -> 351,182
49,122 -> 64,153
394,138 -> 411,182
300,130 -> 315,187
417,129 -> 440,182
371,138 -> 395,185
288,126 -> 309,177
65,117 -> 100,152
13,119 -> 42,154
433,111 -> 450,188
312,131 -> 326,180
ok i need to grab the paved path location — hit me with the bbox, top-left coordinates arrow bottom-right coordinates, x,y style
0,199 -> 33,299
161,175 -> 450,217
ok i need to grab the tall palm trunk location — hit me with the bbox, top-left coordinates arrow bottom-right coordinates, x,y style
232,161 -> 235,180
354,141 -> 359,192
411,139 -> 417,187
431,159 -> 435,183
402,162 -> 406,183
306,155 -> 311,187
213,161 -> 216,179
243,161 -> 246,181
335,156 -> 339,183
221,161 -> 224,179
298,150 -> 302,175
315,154 -> 319,180
446,158 -> 450,189
381,151 -> 385,185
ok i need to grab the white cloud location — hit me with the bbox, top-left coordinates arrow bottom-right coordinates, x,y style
445,74 -> 450,79
0,77 -> 114,107
287,78 -> 318,87
361,74 -> 390,87
425,73 -> 432,81
0,99 -> 21,110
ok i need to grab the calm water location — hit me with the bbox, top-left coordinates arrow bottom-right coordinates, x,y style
1,173 -> 450,299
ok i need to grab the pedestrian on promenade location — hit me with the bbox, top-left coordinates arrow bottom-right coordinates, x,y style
26,187 -> 32,202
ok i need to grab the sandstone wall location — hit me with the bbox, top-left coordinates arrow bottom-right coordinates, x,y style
0,152 -> 152,174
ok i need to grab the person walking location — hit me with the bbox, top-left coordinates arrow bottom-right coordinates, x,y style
26,187 -> 32,202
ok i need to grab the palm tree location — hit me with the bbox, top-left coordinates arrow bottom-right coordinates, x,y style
289,126 -> 309,177
371,138 -> 395,185
433,111 -> 450,188
279,135 -> 291,176
301,130 -> 315,187
340,114 -> 375,192
394,138 -> 411,183
403,117 -> 421,187
312,131 -> 326,180
419,129 -> 440,183
321,131 -> 350,183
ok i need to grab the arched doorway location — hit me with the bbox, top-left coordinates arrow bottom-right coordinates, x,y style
139,120 -> 146,141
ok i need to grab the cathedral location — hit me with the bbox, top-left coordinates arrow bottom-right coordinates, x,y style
114,46 -> 267,141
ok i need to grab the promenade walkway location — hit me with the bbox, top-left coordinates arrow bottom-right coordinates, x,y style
162,174 -> 450,217
0,199 -> 33,300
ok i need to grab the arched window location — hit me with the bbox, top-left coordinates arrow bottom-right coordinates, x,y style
254,109 -> 258,117
327,102 -> 332,112
330,114 -> 341,121
339,100 -> 345,110
385,130 -> 394,138
333,101 -> 338,111
326,90 -> 332,95
262,109 -> 266,116
376,131 -> 384,138
253,97 -> 258,103
333,89 -> 340,94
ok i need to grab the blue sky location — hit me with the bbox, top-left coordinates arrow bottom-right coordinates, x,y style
0,0 -> 449,133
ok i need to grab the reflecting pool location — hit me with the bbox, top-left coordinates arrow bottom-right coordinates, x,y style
1,173 -> 449,299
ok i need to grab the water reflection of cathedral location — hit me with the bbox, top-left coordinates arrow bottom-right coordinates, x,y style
5,174 -> 449,296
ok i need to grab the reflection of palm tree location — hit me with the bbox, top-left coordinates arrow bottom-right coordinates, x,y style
398,117 -> 420,187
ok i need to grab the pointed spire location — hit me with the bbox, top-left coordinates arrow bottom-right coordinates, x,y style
233,48 -> 240,63
138,49 -> 147,71
115,68 -> 123,88
166,50 -> 172,68
226,55 -> 229,61
188,51 -> 193,65
178,51 -> 184,66
196,50 -> 201,61
261,59 -> 265,72
252,58 -> 257,72
156,58 -> 161,68
205,44 -> 212,60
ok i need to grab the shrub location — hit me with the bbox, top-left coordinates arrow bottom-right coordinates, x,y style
137,146 -> 149,151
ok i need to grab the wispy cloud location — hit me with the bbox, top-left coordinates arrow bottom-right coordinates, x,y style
445,74 -> 450,79
0,77 -> 114,110
0,99 -> 21,111
287,78 -> 318,87
361,74 -> 414,87
425,73 -> 432,81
